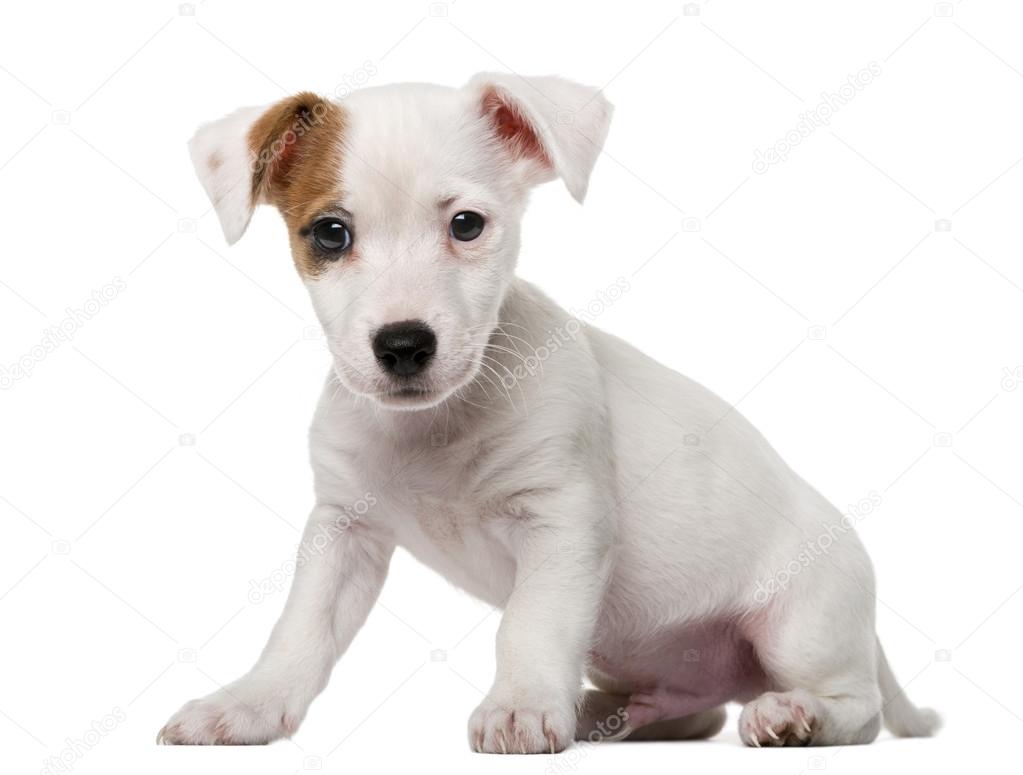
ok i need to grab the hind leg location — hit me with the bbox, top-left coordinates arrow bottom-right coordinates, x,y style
742,556 -> 883,746
577,689 -> 726,742
740,686 -> 880,747
739,686 -> 880,747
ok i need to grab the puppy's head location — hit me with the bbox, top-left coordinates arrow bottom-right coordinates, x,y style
190,74 -> 612,410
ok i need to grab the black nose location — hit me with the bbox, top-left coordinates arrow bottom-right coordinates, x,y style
372,321 -> 437,377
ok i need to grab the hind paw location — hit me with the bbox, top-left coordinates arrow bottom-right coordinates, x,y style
740,690 -> 819,747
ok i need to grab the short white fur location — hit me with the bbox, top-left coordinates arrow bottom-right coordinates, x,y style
160,73 -> 939,752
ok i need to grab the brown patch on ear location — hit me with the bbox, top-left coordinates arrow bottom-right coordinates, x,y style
481,86 -> 551,168
207,152 -> 222,172
247,93 -> 347,276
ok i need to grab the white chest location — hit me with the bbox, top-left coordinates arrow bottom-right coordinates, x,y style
388,492 -> 518,607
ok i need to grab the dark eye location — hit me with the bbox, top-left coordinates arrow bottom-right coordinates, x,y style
450,211 -> 485,242
311,219 -> 352,255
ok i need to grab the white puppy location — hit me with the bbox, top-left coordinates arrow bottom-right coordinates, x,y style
159,73 -> 939,751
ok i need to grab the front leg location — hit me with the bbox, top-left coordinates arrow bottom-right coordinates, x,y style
469,486 -> 609,754
159,502 -> 393,744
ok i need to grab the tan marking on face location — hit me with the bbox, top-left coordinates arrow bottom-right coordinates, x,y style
247,92 -> 347,276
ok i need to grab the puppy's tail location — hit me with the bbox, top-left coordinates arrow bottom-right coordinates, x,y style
877,637 -> 941,737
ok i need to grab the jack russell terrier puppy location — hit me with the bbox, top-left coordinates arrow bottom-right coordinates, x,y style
159,73 -> 939,752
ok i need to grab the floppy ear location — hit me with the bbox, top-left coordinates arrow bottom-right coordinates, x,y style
467,73 -> 613,203
188,93 -> 344,244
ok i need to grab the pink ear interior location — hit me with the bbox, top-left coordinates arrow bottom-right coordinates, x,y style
481,87 -> 552,168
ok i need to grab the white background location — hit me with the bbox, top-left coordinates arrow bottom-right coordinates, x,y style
2,0 -> 1021,772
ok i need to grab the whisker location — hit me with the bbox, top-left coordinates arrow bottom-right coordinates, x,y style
475,358 -> 518,411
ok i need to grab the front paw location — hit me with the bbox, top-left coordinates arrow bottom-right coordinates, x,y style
468,695 -> 575,754
157,678 -> 305,745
